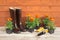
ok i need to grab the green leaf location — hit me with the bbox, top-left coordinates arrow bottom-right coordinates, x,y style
6,21 -> 13,30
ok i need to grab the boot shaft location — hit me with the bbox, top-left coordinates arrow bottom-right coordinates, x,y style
9,7 -> 15,27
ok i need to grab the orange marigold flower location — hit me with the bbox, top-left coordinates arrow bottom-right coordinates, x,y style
26,14 -> 31,17
30,17 -> 34,22
35,14 -> 40,18
8,18 -> 12,21
50,17 -> 55,21
44,14 -> 49,17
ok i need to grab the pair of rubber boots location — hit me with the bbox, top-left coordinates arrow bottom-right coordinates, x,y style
9,7 -> 25,33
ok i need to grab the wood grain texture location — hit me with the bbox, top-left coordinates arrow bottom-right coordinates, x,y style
0,0 -> 60,26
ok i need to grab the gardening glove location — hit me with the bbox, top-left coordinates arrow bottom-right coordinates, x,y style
35,27 -> 44,32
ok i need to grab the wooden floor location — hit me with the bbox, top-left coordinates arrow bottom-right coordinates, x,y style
0,27 -> 60,40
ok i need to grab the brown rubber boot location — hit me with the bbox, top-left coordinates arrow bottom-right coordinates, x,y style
15,7 -> 25,32
9,7 -> 15,28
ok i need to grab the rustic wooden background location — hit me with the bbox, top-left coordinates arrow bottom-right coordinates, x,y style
0,0 -> 60,26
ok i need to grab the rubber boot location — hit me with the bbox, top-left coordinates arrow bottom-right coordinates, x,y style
15,8 -> 25,32
9,7 -> 15,28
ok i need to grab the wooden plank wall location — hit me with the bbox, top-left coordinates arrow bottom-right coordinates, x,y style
0,0 -> 60,26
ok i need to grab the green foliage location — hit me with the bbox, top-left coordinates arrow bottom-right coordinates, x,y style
26,17 -> 36,29
26,14 -> 56,31
6,20 -> 13,30
26,16 -> 42,29
34,18 -> 41,26
43,17 -> 55,30
47,21 -> 56,30
43,18 -> 50,26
